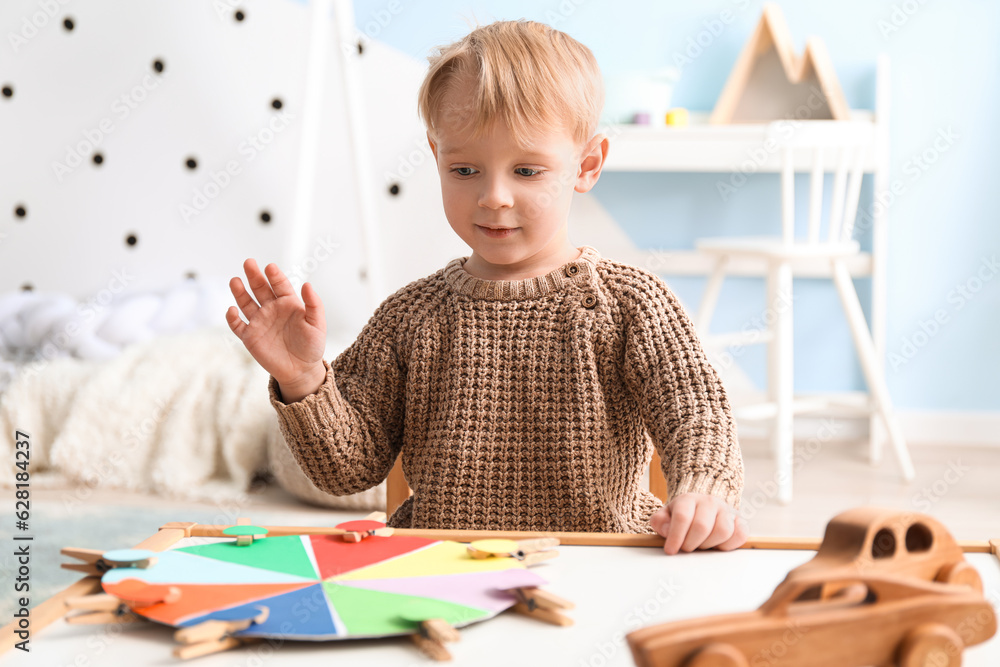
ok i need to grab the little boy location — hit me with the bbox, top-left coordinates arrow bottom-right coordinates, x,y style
227,20 -> 746,554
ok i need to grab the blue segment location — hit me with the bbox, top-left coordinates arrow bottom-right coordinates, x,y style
189,604 -> 268,623
177,583 -> 342,639
102,550 -> 315,586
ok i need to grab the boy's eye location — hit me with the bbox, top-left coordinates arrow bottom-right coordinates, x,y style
449,166 -> 541,177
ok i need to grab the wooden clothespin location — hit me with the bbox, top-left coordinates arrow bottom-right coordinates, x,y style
467,538 -> 560,566
64,580 -> 180,625
222,525 -> 268,546
508,586 -> 575,627
336,512 -> 394,543
173,606 -> 269,659
398,601 -> 461,661
64,594 -> 144,625
61,547 -> 157,576
411,619 -> 461,661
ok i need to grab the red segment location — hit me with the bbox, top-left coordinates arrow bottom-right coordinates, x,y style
103,581 -> 314,626
309,533 -> 437,579
336,520 -> 386,533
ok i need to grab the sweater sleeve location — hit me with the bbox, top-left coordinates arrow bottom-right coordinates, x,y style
267,311 -> 405,497
619,270 -> 744,510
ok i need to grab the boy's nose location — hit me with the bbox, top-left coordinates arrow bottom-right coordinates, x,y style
478,176 -> 514,210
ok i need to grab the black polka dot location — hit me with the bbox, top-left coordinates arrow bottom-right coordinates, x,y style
92,153 -> 104,166
14,204 -> 26,218
388,183 -> 400,196
153,59 -> 165,74
185,157 -> 197,170
357,41 -> 364,55
63,17 -> 74,31
1,85 -> 12,99
234,9 -> 245,21
21,283 -> 33,292
126,234 -> 138,247
271,98 -> 283,110
260,211 -> 272,224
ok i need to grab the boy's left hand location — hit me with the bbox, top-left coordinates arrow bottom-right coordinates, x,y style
649,493 -> 748,555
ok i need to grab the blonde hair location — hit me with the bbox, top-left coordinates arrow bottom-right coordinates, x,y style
417,20 -> 604,149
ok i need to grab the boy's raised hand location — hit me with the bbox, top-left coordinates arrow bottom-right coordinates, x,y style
227,259 -> 327,402
650,493 -> 748,555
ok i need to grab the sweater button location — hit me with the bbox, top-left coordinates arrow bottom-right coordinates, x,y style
565,264 -> 580,277
582,294 -> 597,309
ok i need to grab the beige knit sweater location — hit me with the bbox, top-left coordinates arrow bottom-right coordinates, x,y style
269,246 -> 743,532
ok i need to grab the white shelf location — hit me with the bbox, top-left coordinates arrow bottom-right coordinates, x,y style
607,248 -> 874,279
602,111 -> 879,173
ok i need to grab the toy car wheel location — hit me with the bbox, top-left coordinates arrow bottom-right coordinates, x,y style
935,561 -> 984,592
685,642 -> 749,667
898,622 -> 963,667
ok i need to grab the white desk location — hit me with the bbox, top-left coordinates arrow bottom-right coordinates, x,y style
598,108 -> 885,281
5,544 -> 997,667
604,112 -> 880,173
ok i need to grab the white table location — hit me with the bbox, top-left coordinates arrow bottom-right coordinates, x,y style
5,543 -> 997,667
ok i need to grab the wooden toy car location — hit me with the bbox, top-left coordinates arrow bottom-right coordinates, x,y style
787,508 -> 983,592
627,571 -> 997,667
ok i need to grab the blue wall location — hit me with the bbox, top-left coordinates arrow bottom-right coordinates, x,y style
352,0 -> 1000,411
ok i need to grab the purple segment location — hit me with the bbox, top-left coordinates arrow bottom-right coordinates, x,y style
338,568 -> 548,612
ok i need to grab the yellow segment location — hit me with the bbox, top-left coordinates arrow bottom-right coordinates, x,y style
468,539 -> 519,556
333,541 -> 523,581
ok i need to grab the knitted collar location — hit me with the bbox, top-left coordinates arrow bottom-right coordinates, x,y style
443,245 -> 601,301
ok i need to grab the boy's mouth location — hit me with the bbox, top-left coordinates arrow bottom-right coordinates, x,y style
476,225 -> 518,239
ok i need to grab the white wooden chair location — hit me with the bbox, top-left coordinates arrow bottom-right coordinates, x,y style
694,120 -> 915,503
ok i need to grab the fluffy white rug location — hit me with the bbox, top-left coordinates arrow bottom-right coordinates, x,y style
0,327 -> 383,510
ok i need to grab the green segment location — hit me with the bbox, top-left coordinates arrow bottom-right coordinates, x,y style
323,582 -> 489,636
223,525 -> 268,537
178,535 -> 317,579
398,598 -> 464,623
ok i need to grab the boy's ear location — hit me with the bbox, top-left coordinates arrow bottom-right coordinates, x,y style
575,133 -> 610,194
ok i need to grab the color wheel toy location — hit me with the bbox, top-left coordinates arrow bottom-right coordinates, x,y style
61,514 -> 572,661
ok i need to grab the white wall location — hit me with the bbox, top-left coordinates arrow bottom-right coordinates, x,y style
0,0 -> 468,347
